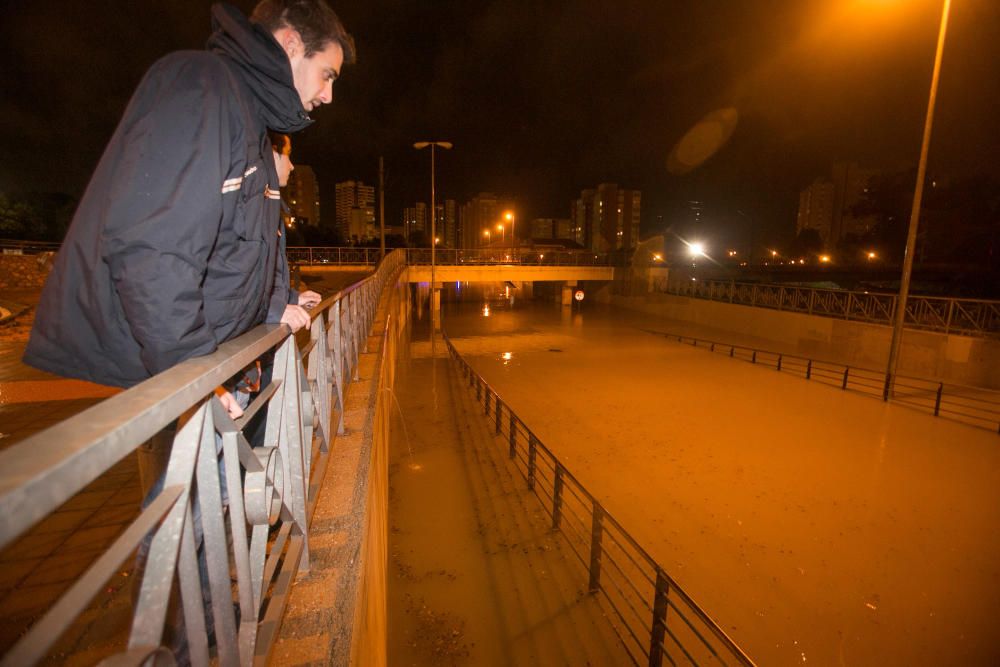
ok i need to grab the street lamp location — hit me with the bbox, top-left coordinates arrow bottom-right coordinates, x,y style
496,223 -> 505,245
885,0 -> 951,400
413,141 -> 453,305
504,211 -> 516,257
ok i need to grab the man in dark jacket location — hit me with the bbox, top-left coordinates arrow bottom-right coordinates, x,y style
23,1 -> 354,401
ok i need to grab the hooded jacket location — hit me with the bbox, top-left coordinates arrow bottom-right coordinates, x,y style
24,4 -> 311,388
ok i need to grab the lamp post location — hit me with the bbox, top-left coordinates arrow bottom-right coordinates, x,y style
884,0 -> 952,400
505,211 -> 515,259
413,141 -> 452,314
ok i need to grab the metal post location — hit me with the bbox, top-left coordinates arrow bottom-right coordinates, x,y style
527,435 -> 537,490
886,0 -> 952,397
508,413 -> 517,459
777,354 -> 782,372
495,397 -> 502,434
806,359 -> 812,380
751,350 -> 757,364
842,366 -> 850,390
588,502 -> 604,593
484,389 -> 490,416
648,569 -> 669,667
378,156 -> 386,260
552,464 -> 564,530
934,382 -> 943,416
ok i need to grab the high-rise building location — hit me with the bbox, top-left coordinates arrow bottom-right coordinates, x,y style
403,203 -> 426,241
796,180 -> 835,241
286,165 -> 320,227
531,218 -> 574,241
572,184 -> 641,252
335,180 -> 375,239
442,199 -> 457,247
460,193 -> 498,248
797,163 -> 878,246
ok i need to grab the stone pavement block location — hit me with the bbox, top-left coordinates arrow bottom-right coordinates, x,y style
21,549 -> 100,588
61,524 -> 124,552
29,509 -> 94,535
0,557 -> 43,594
1,530 -> 66,561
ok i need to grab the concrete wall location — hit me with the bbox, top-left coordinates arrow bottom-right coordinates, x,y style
611,292 -> 1000,389
0,253 -> 54,289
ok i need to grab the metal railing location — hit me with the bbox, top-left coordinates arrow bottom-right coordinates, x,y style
0,249 -> 406,666
664,279 -> 1000,337
283,246 -> 613,267
443,333 -> 756,667
406,247 -> 612,266
0,238 -> 61,255
649,329 -> 1000,434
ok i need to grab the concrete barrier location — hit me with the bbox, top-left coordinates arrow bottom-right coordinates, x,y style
611,293 -> 1000,389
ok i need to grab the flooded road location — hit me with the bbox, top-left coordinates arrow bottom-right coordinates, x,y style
436,283 -> 1000,666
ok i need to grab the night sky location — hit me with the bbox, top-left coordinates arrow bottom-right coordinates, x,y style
2,0 -> 999,249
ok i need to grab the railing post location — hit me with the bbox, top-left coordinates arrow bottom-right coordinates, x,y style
934,382 -> 943,416
527,435 -> 537,490
648,569 -> 669,667
842,366 -> 850,390
552,464 -> 564,530
945,299 -> 955,334
777,354 -> 783,372
808,288 -> 815,315
484,388 -> 491,415
730,346 -> 735,358
476,379 -> 482,403
509,413 -> 517,459
588,502 -> 605,593
806,359 -> 812,380
751,350 -> 757,364
495,397 -> 503,434
710,342 -> 715,352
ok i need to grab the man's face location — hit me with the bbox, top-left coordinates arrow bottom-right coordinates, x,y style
289,41 -> 345,112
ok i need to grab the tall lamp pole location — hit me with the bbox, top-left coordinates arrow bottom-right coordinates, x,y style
884,0 -> 952,400
413,141 -> 452,313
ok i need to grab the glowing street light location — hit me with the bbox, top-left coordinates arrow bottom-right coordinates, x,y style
688,242 -> 706,257
819,254 -> 831,263
867,251 -> 877,261
504,211 -> 516,258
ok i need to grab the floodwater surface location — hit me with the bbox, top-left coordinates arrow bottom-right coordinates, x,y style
439,283 -> 1000,666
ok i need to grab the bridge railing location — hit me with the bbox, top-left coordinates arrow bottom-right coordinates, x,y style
283,246 -> 612,267
664,279 -> 1000,337
0,238 -> 61,255
0,249 -> 406,665
443,332 -> 757,667
649,329 -> 1000,434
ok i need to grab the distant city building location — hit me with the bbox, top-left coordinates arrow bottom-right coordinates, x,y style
403,203 -> 426,240
797,180 -> 835,241
442,199 -> 457,247
460,193 -> 501,248
335,180 -> 375,240
572,184 -> 641,252
531,217 -> 573,241
286,165 -> 320,227
797,163 -> 878,247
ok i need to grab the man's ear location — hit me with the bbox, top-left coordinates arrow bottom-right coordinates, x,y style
274,27 -> 304,59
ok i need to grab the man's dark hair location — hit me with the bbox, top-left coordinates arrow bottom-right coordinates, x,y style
251,0 -> 356,63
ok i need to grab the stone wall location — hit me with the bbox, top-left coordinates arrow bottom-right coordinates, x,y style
0,253 -> 54,290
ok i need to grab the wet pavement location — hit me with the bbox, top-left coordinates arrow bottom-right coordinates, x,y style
439,284 -> 1000,666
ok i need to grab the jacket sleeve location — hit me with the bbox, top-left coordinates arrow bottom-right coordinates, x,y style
266,226 -> 294,321
103,55 -> 231,375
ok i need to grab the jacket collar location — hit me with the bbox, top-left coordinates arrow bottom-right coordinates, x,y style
207,3 -> 313,133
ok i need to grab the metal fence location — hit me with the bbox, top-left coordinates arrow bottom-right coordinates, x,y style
664,279 -> 1000,337
283,246 -> 613,267
649,330 -> 1000,434
0,249 -> 405,666
443,333 -> 756,667
0,239 -> 61,255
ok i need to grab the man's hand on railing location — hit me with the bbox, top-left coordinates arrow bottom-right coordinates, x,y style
215,388 -> 245,420
298,290 -> 322,309
280,304 -> 312,332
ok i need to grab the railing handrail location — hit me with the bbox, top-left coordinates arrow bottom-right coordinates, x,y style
664,278 -> 1000,336
442,331 -> 757,667
646,327 -> 1000,434
0,248 -> 406,665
